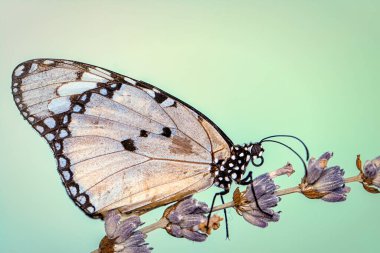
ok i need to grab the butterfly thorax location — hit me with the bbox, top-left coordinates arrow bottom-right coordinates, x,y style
213,144 -> 253,189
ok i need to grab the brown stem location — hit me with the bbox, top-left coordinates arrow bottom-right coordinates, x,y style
344,174 -> 363,184
275,186 -> 301,196
210,186 -> 302,212
93,173 -> 363,252
139,217 -> 169,234
136,173 -> 363,232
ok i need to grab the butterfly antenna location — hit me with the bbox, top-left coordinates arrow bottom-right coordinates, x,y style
261,135 -> 310,160
260,139 -> 308,176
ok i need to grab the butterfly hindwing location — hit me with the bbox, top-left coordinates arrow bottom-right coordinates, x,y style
12,59 -> 232,217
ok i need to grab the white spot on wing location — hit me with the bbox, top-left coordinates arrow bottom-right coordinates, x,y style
59,157 -> 67,167
54,142 -> 61,151
44,118 -> 56,128
88,68 -> 113,80
59,129 -> 68,138
29,63 -> 38,73
160,98 -> 175,107
95,67 -> 111,76
69,186 -> 77,196
124,76 -> 136,85
57,82 -> 97,96
36,125 -> 44,133
62,171 -> 70,180
146,89 -> 155,98
81,72 -> 108,83
80,94 -> 87,102
63,115 -> 69,124
14,65 -> 25,76
77,195 -> 86,205
73,104 -> 82,112
43,60 -> 54,65
48,97 -> 71,114
45,133 -> 55,141
100,88 -> 108,96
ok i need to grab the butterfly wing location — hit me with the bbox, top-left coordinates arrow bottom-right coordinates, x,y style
12,59 -> 232,217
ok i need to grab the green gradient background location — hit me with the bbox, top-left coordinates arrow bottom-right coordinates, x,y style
1,1 -> 379,252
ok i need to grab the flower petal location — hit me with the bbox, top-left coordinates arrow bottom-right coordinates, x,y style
364,162 -> 378,178
105,210 -> 121,239
182,229 -> 208,242
179,214 -> 206,228
174,198 -> 198,214
115,216 -> 143,244
321,192 -> 346,202
306,160 -> 323,184
313,166 -> 345,192
242,212 -> 269,228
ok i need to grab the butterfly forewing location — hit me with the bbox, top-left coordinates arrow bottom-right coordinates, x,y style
12,59 -> 232,218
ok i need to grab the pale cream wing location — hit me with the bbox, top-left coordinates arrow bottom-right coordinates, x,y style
12,59 -> 232,218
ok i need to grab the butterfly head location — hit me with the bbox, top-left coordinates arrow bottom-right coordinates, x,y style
249,142 -> 265,167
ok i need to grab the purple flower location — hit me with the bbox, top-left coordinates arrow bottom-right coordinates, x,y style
361,156 -> 380,193
164,198 -> 222,242
234,173 -> 281,228
300,152 -> 350,202
102,210 -> 152,253
233,163 -> 294,228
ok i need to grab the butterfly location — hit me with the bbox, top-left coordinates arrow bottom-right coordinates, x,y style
12,59 -> 308,233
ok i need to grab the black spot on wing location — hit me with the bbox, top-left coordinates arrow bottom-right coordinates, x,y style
154,92 -> 167,103
161,127 -> 171,138
140,130 -> 148,137
121,139 -> 137,151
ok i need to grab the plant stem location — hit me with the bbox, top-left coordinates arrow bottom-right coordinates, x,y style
137,173 -> 363,233
93,173 -> 364,252
275,185 -> 301,196
139,217 -> 169,234
344,174 -> 362,184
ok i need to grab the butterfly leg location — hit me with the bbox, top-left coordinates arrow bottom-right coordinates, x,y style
240,171 -> 273,217
220,194 -> 229,240
207,189 -> 230,239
